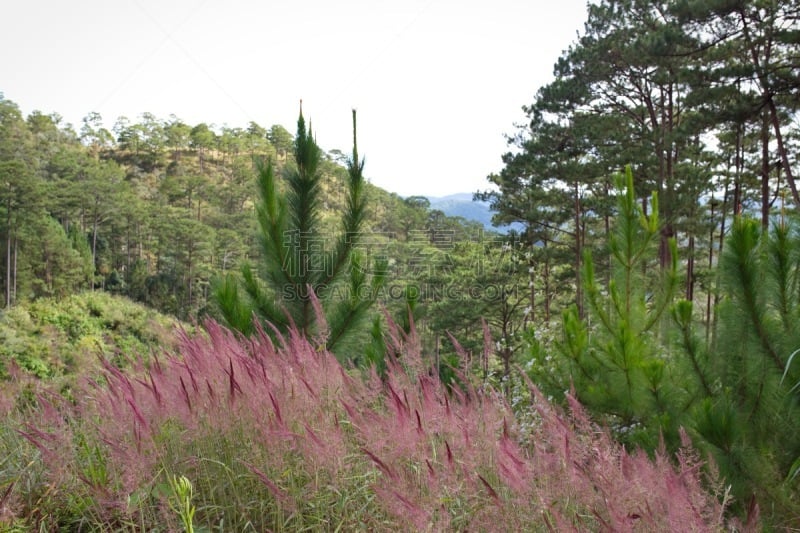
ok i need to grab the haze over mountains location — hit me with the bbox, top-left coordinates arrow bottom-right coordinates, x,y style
426,193 -> 522,233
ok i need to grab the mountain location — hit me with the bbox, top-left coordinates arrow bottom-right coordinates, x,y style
427,193 -> 522,232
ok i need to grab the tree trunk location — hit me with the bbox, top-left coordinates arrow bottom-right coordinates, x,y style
711,161 -> 733,350
767,98 -> 800,206
574,179 -> 583,319
706,202 -> 715,345
686,234 -> 695,302
604,179 -> 611,289
543,239 -> 551,323
187,238 -> 194,311
739,8 -> 800,206
12,236 -> 17,305
661,81 -> 676,270
137,222 -> 143,260
92,217 -> 98,291
126,219 -> 132,283
528,261 -> 535,324
761,112 -> 771,229
5,203 -> 11,307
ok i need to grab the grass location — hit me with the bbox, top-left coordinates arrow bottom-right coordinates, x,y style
0,318 -> 733,531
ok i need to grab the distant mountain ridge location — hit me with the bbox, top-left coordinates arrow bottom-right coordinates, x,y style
426,193 -> 522,233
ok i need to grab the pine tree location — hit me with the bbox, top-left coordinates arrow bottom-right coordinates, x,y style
214,106 -> 385,356
543,166 -> 682,450
525,166 -> 800,526
675,216 -> 800,523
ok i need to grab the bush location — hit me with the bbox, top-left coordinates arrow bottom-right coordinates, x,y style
0,292 -> 178,382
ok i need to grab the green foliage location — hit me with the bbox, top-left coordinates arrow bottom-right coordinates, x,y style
539,167 -> 682,448
481,0 -> 798,523
0,292 -> 178,381
687,217 -> 800,522
531,197 -> 800,525
2,91 -> 486,352
214,109 -> 386,356
168,475 -> 197,533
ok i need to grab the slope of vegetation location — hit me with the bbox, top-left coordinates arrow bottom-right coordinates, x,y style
0,291 -> 179,381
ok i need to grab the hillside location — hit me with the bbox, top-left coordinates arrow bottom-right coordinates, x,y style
0,291 -> 180,383
0,95 -> 485,322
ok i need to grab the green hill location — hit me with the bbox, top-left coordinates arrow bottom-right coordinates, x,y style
0,291 -> 180,381
0,95 -> 483,322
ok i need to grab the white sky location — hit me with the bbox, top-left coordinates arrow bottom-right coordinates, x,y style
1,0 -> 588,197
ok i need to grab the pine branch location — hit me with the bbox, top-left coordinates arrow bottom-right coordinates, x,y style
724,219 -> 784,372
253,158 -> 292,289
241,264 -> 291,331
213,106 -> 383,356
214,273 -> 255,335
320,110 -> 368,292
326,253 -> 387,352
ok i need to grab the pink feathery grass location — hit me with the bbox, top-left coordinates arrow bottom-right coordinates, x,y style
7,317 -> 732,530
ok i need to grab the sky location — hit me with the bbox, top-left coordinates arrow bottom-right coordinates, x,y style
1,0 -> 588,197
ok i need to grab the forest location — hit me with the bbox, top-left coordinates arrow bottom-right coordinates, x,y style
1,0 -> 800,529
